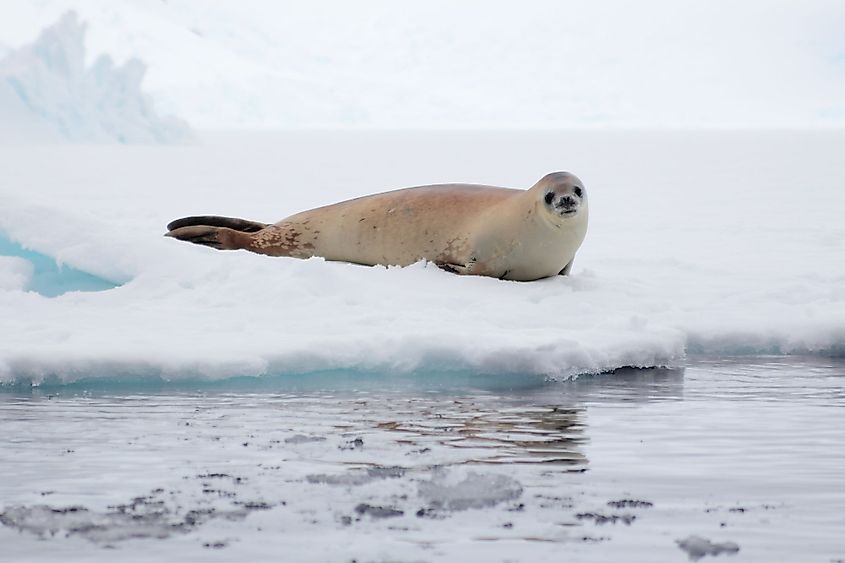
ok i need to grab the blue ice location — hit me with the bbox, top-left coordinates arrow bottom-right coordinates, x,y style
0,232 -> 119,297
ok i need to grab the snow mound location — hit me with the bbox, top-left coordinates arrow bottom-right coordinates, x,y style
0,256 -> 32,291
0,11 -> 191,144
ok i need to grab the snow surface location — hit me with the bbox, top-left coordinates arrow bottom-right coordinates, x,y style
0,256 -> 32,291
1,0 -> 843,129
0,12 -> 191,144
0,130 -> 844,385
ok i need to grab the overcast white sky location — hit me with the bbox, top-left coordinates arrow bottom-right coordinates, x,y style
2,0 -> 844,128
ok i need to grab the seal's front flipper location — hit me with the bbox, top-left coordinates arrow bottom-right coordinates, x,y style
558,259 -> 574,276
436,262 -> 472,275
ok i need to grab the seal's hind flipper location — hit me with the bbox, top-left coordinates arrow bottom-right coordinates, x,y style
166,215 -> 268,233
165,215 -> 268,251
166,225 -> 226,248
165,225 -> 251,251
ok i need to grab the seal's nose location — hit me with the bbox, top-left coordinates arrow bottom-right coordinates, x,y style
558,195 -> 577,209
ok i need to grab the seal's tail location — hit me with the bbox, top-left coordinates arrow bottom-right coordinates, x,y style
165,215 -> 269,250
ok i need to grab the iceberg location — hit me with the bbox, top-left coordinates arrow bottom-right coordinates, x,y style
0,12 -> 191,144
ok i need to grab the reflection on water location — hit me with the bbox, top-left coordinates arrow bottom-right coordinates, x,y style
561,367 -> 685,403
0,367 -> 686,470
377,403 -> 587,466
306,367 -> 686,467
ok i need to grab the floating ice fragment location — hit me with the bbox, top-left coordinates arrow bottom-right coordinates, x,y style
284,434 -> 327,444
0,504 -> 178,542
353,504 -> 403,519
417,470 -> 523,511
306,466 -> 406,486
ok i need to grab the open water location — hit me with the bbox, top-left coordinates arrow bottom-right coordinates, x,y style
1,357 -> 843,562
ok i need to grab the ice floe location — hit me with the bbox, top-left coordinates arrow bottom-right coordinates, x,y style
0,130 -> 843,385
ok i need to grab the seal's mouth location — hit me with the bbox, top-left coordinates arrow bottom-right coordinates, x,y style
558,208 -> 578,216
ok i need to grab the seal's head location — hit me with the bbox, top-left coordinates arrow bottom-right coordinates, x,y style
533,171 -> 587,222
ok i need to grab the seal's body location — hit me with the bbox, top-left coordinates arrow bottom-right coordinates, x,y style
166,172 -> 588,281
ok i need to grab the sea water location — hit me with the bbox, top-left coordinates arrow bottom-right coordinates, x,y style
1,358 -> 843,562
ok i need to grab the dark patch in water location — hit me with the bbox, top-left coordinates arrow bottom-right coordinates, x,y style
415,507 -> 445,519
354,504 -> 403,519
339,437 -> 364,450
676,535 -> 740,560
236,501 -> 274,510
203,541 -> 228,549
575,512 -> 636,525
607,499 -> 653,509
705,503 -> 781,514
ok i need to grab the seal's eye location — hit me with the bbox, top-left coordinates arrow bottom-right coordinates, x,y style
544,192 -> 555,205
574,186 -> 583,198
